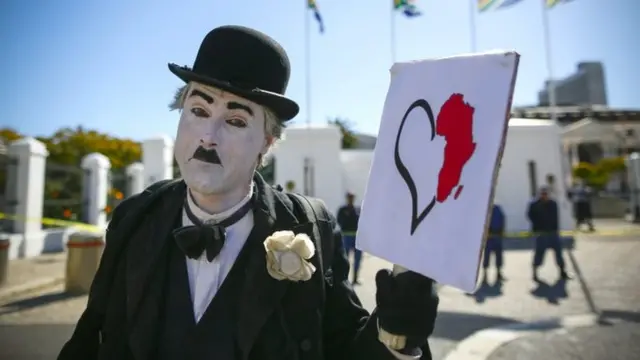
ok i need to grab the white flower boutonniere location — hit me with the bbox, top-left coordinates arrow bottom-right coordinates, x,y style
264,230 -> 316,282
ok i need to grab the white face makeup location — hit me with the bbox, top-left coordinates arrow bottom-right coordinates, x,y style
174,82 -> 270,196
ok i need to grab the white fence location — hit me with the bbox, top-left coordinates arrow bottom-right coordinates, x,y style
0,137 -> 174,260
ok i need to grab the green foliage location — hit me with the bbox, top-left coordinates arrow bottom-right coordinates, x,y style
285,180 -> 295,191
596,156 -> 626,174
327,117 -> 359,149
571,156 -> 627,190
572,162 -> 595,179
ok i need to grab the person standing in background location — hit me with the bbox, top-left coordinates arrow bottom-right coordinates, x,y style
568,178 -> 595,232
527,186 -> 571,282
545,174 -> 558,199
482,202 -> 506,283
337,192 -> 362,285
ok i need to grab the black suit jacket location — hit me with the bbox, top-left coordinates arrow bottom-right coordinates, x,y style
58,175 -> 436,360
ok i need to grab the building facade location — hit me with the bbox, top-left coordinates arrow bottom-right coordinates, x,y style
538,62 -> 608,106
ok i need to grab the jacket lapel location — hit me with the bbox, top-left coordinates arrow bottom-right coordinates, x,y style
127,181 -> 186,360
236,175 -> 316,360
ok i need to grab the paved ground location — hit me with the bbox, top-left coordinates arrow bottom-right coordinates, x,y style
482,229 -> 640,360
487,319 -> 640,360
0,219 -> 638,359
1,252 -> 65,290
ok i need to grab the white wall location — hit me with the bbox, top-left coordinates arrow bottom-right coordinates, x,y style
273,119 -> 572,233
340,150 -> 374,209
272,124 -> 344,213
495,119 -> 573,233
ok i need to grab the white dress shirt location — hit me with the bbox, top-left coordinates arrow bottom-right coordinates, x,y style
182,187 -> 420,359
182,189 -> 254,323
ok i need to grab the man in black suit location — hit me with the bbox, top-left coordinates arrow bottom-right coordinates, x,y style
337,192 -> 363,285
58,26 -> 439,360
527,186 -> 571,282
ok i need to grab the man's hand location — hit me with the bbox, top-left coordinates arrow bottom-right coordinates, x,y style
375,270 -> 439,350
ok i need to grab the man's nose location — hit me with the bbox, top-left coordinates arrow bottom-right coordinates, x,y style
199,134 -> 218,149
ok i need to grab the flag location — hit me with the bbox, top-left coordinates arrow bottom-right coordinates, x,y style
308,0 -> 324,33
394,0 -> 422,17
478,0 -> 524,12
477,0 -> 497,12
546,0 -> 575,8
496,0 -> 525,9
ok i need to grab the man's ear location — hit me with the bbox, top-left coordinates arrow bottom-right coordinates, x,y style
262,135 -> 275,154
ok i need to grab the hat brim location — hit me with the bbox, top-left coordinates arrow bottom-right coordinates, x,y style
168,63 -> 299,121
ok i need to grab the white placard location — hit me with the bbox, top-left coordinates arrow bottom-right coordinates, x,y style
356,51 -> 520,293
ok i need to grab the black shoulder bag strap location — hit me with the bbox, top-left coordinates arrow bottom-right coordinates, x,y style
285,193 -> 335,273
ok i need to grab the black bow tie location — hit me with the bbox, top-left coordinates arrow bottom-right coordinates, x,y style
173,195 -> 253,262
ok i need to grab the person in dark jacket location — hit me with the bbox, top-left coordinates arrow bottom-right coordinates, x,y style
527,186 -> 571,282
337,192 -> 362,285
568,179 -> 595,232
57,26 -> 439,360
482,203 -> 506,283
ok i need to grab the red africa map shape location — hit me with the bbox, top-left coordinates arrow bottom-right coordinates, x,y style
435,93 -> 477,203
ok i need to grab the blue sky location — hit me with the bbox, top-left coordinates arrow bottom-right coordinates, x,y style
1,0 -> 638,140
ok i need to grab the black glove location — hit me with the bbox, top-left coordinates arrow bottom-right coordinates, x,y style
375,269 -> 439,349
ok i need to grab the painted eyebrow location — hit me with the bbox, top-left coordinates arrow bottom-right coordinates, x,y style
227,101 -> 254,116
189,89 -> 214,104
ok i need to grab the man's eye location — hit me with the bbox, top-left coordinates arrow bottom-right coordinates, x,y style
226,118 -> 247,128
190,107 -> 209,117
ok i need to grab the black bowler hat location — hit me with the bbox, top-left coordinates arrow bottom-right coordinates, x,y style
168,25 -> 299,121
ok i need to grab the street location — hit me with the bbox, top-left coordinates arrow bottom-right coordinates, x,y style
1,225 -> 639,359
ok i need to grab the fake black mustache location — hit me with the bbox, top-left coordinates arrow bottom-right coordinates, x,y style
190,146 -> 222,166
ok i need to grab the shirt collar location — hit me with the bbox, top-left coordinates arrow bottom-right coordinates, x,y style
186,182 -> 254,224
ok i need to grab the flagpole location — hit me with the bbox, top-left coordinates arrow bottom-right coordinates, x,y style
469,0 -> 478,52
542,2 -> 572,192
390,6 -> 397,63
305,3 -> 312,126
541,2 -> 557,123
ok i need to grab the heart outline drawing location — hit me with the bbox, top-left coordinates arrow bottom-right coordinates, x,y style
393,99 -> 437,236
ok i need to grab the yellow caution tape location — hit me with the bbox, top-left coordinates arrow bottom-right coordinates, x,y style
1,212 -> 639,238
0,212 -> 103,232
496,228 -> 640,238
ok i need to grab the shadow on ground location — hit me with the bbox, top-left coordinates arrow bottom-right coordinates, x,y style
0,291 -> 83,316
432,311 -> 524,341
530,278 -> 569,305
600,310 -> 640,324
0,324 -> 74,359
466,279 -> 504,304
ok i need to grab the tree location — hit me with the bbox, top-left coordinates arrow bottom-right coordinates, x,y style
0,128 -> 22,143
327,117 -> 359,149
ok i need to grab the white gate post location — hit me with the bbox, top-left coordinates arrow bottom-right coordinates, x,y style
81,153 -> 111,230
7,137 -> 48,258
125,162 -> 145,196
142,135 -> 174,186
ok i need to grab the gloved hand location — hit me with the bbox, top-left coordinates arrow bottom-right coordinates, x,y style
375,269 -> 439,349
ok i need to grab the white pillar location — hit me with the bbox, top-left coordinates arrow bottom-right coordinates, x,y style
81,153 -> 111,229
7,137 -> 48,234
627,153 -> 640,222
7,138 -> 48,258
125,162 -> 145,196
570,143 -> 580,166
142,135 -> 174,186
